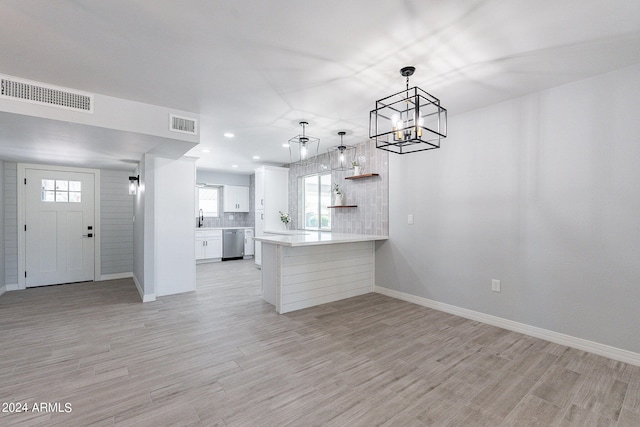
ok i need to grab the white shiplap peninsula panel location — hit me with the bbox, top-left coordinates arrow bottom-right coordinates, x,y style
257,232 -> 387,314
281,242 -> 374,312
262,240 -> 374,314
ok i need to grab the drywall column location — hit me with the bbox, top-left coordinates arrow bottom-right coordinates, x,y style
153,156 -> 196,296
132,155 -> 154,301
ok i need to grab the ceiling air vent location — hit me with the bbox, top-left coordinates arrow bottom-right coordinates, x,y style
169,114 -> 198,135
0,74 -> 94,113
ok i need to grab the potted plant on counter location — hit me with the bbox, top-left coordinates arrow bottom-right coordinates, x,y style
279,211 -> 291,229
333,183 -> 344,206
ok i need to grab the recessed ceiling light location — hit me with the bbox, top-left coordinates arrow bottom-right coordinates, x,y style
231,164 -> 238,168
282,143 -> 290,148
252,155 -> 260,160
224,132 -> 235,138
201,149 -> 211,153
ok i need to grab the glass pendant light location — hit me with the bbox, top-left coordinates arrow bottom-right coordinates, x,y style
289,121 -> 319,166
327,131 -> 355,171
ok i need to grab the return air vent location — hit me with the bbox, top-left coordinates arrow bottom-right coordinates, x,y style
0,74 -> 94,113
169,114 -> 198,135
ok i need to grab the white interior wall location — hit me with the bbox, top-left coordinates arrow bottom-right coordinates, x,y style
154,156 -> 196,297
132,159 -> 147,298
376,64 -> 640,354
143,156 -> 156,298
0,161 -> 5,292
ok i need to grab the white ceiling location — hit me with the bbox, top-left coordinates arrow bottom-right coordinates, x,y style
1,0 -> 639,173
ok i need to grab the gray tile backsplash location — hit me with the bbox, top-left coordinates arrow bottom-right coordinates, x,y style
288,139 -> 389,236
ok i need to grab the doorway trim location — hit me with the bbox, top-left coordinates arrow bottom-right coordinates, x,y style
17,163 -> 101,290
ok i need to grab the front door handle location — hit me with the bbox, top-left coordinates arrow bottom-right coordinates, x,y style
83,233 -> 93,238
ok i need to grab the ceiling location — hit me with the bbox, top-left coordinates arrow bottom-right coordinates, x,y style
1,0 -> 639,173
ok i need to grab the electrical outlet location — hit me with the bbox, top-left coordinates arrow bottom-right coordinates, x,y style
491,279 -> 501,292
408,214 -> 414,225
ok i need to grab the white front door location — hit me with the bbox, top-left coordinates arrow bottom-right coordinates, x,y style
25,168 -> 95,287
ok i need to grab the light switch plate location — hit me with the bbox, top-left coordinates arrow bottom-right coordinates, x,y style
491,279 -> 501,292
408,214 -> 414,225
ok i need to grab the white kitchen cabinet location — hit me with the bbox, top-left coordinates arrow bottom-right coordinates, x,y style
254,166 -> 289,267
244,228 -> 254,257
255,168 -> 265,209
254,166 -> 288,231
254,211 -> 263,265
195,235 -> 206,259
195,229 -> 222,261
223,185 -> 250,212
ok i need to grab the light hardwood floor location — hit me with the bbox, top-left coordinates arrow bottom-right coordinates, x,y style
1,260 -> 639,426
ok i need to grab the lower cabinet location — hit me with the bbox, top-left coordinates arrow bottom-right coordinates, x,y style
244,229 -> 254,257
195,229 -> 222,261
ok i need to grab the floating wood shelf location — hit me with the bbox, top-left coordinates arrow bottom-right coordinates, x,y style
345,173 -> 379,180
328,205 -> 357,208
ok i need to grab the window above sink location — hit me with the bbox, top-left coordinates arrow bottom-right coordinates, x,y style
197,186 -> 220,217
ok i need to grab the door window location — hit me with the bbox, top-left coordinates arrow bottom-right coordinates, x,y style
41,179 -> 82,203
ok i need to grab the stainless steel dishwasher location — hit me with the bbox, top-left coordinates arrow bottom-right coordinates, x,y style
222,229 -> 244,260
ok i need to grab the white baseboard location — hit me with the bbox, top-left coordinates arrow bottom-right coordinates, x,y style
99,272 -> 133,281
133,274 -> 155,303
375,286 -> 640,367
196,258 -> 222,264
1,283 -> 21,296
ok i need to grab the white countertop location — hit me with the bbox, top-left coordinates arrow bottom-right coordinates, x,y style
254,231 -> 388,247
196,227 -> 254,230
263,229 -> 310,235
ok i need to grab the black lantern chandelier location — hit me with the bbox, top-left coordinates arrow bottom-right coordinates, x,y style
289,121 -> 319,165
327,131 -> 356,171
370,66 -> 447,154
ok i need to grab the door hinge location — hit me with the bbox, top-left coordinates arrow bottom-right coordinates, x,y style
24,178 -> 27,185
24,271 -> 27,278
24,224 -> 27,231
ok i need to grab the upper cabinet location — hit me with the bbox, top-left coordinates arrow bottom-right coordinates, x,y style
223,185 -> 250,212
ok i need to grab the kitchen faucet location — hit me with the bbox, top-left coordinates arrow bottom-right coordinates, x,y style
198,209 -> 204,228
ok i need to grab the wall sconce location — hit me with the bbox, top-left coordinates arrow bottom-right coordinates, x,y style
128,175 -> 139,195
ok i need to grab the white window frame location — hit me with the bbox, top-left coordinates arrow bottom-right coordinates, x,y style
301,172 -> 331,231
197,186 -> 220,218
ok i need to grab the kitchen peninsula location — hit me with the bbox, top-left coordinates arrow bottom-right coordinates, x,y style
254,232 -> 388,314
